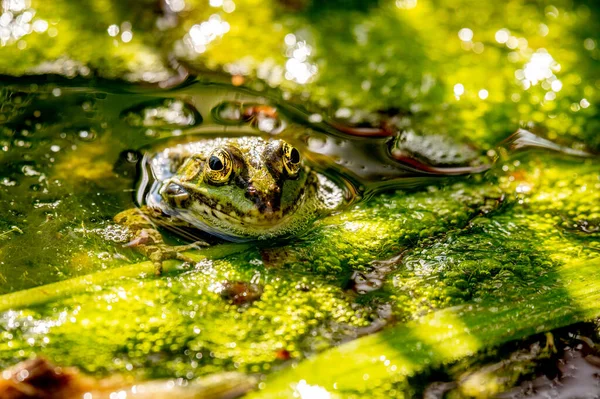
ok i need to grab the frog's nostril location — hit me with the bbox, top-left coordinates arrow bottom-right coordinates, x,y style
165,183 -> 187,196
164,183 -> 190,205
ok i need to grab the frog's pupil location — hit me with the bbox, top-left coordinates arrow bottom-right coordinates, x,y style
290,148 -> 300,164
209,155 -> 224,171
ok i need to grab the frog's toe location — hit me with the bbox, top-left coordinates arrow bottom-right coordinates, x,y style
188,240 -> 211,249
153,261 -> 163,275
172,240 -> 210,252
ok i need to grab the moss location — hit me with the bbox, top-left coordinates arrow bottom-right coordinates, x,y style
0,0 -> 599,395
0,250 -> 375,377
2,152 -> 597,386
265,181 -> 504,277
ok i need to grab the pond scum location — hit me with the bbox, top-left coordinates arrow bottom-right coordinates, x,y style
0,0 -> 599,398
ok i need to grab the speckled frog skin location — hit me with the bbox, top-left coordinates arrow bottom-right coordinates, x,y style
115,137 -> 343,273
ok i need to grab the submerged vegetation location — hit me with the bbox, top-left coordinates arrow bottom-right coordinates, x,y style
0,0 -> 599,397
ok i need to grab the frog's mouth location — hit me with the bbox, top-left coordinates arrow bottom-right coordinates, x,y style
156,175 -> 319,240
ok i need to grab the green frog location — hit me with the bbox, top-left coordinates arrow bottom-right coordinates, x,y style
115,136 -> 344,273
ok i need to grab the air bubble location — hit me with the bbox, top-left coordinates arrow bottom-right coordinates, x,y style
77,129 -> 97,142
121,99 -> 202,128
211,101 -> 244,125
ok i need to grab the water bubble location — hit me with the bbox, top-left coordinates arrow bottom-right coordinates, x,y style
580,98 -> 590,108
396,0 -> 417,9
121,99 -> 202,128
222,0 -> 235,13
211,101 -> 243,125
77,129 -> 97,142
308,113 -> 323,123
165,0 -> 185,12
13,139 -> 31,148
335,108 -> 352,119
124,151 -> 139,163
284,33 -> 296,46
1,177 -> 17,186
81,101 -> 94,112
551,80 -> 562,92
257,117 -> 280,133
121,31 -> 133,43
584,38 -> 596,51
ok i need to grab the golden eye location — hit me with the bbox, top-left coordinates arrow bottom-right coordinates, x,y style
282,143 -> 301,177
205,149 -> 233,184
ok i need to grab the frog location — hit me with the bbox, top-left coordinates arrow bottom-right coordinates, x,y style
114,136 -> 344,274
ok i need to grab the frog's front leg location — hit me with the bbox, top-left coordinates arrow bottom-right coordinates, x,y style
114,206 -> 208,274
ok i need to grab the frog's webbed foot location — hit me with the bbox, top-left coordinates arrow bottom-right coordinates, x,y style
145,246 -> 178,275
116,207 -> 210,274
144,241 -> 210,275
124,229 -> 209,275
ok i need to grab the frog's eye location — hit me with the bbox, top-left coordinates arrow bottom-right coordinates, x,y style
205,149 -> 233,184
282,143 -> 301,177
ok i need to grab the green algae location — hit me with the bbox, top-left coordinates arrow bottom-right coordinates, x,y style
0,91 -> 598,399
254,255 -> 600,398
250,156 -> 600,397
0,0 -> 170,80
0,170 -> 506,379
0,0 -> 599,396
263,180 -> 504,277
0,154 -> 597,396
0,243 -> 248,312
0,251 -> 373,377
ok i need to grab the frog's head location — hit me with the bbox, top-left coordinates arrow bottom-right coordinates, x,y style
159,138 -> 319,240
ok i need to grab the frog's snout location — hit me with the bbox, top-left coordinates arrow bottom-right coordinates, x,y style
246,183 -> 280,216
163,182 -> 190,207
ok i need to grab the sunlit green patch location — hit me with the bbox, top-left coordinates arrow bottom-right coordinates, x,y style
266,180 -> 504,276
0,0 -> 599,395
0,250 -> 375,377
